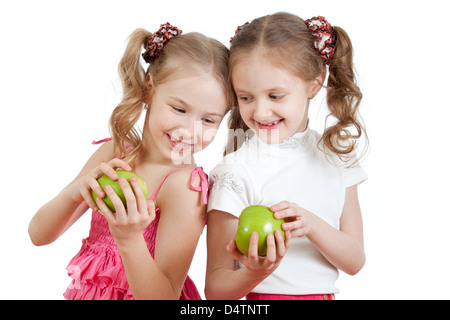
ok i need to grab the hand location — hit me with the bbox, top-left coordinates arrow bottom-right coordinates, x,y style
71,158 -> 132,212
226,229 -> 290,276
95,174 -> 156,244
270,201 -> 315,238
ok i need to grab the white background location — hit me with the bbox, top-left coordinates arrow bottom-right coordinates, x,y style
1,0 -> 449,300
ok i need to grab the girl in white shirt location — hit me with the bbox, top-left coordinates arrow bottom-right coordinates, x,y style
205,12 -> 368,300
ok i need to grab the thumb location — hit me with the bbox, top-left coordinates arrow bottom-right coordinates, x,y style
146,199 -> 156,218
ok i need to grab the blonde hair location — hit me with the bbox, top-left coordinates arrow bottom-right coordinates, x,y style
109,28 -> 232,159
228,12 -> 368,164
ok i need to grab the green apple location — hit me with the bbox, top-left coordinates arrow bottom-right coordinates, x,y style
234,205 -> 285,256
92,170 -> 148,213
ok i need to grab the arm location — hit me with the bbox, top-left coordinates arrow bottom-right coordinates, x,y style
272,184 -> 365,275
205,210 -> 289,300
99,169 -> 206,300
28,140 -> 131,246
205,211 -> 265,300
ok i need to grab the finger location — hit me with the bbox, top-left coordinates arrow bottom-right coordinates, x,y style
248,232 -> 260,260
130,176 -> 146,214
284,230 -> 291,250
274,208 -> 299,220
274,229 -> 287,257
289,228 -> 307,238
282,219 -> 304,232
226,239 -> 246,263
80,187 -> 98,211
99,162 -> 120,181
87,177 -> 105,198
226,239 -> 236,253
119,177 -> 137,214
107,158 -> 133,172
104,184 -> 126,222
270,201 -> 291,213
265,234 -> 276,263
146,199 -> 156,220
96,196 -> 115,223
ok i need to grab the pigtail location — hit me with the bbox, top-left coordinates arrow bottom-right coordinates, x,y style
224,106 -> 251,155
323,26 -> 367,165
109,28 -> 152,159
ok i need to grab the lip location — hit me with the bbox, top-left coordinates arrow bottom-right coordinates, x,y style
255,119 -> 284,130
167,133 -> 194,150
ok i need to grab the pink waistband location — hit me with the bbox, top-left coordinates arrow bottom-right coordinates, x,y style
246,292 -> 335,300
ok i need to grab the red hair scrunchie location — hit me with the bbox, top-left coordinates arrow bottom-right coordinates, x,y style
230,22 -> 249,44
305,16 -> 336,65
142,22 -> 182,63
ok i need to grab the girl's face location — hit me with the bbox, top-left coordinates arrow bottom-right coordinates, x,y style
144,71 -> 228,164
232,49 -> 322,143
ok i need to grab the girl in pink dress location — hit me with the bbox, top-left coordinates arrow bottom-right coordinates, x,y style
28,23 -> 232,299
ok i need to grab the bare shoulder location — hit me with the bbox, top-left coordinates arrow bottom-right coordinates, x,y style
157,167 -> 206,215
70,139 -> 117,182
89,139 -> 116,163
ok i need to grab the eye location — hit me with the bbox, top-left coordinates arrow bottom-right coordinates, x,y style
202,118 -> 215,125
172,106 -> 185,113
238,95 -> 253,103
269,94 -> 284,101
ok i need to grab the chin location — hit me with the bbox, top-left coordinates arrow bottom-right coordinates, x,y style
253,128 -> 286,144
167,148 -> 196,165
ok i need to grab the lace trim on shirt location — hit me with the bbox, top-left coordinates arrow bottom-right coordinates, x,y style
210,172 -> 243,193
279,130 -> 311,149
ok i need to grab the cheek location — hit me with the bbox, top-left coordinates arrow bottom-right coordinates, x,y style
200,126 -> 219,148
238,106 -> 252,123
148,109 -> 176,132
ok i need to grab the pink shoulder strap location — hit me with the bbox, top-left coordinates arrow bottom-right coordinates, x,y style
150,167 -> 209,205
92,137 -> 133,155
92,138 -> 112,144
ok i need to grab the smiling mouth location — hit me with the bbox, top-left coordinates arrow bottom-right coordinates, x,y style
167,134 -> 194,149
255,119 -> 284,129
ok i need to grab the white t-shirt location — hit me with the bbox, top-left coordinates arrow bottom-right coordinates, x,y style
207,128 -> 367,295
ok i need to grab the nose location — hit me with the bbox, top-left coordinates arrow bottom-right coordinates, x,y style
172,118 -> 202,144
172,127 -> 192,143
253,100 -> 273,122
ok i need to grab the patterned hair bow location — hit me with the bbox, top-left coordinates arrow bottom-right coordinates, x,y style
305,16 -> 336,65
142,22 -> 182,63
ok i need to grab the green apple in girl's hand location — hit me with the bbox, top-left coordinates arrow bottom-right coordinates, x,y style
235,205 -> 285,256
92,170 -> 148,213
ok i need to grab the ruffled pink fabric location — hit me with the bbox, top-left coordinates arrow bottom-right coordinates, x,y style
64,167 -> 207,300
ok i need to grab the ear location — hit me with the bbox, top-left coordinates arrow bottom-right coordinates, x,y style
143,73 -> 154,105
309,72 -> 326,99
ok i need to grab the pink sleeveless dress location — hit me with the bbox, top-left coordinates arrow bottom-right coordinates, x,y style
63,166 -> 209,300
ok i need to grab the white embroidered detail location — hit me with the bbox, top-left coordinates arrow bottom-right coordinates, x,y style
280,130 -> 311,149
210,172 -> 243,193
